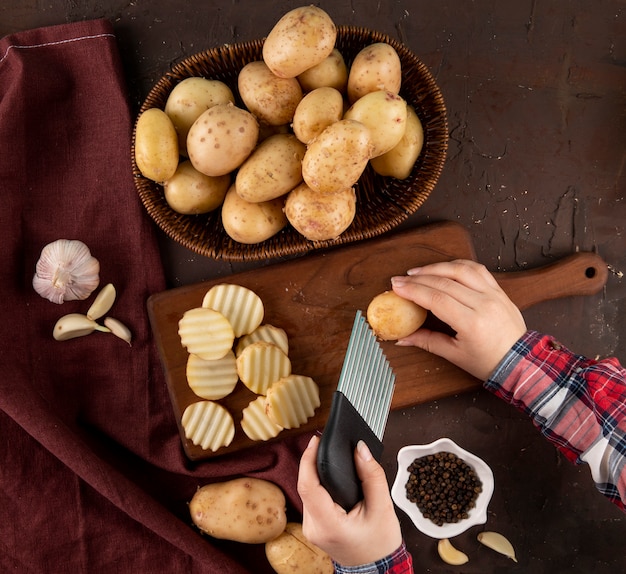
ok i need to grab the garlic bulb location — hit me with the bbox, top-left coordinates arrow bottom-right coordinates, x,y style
33,239 -> 100,304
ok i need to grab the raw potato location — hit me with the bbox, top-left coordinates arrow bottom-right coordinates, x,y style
370,105 -> 424,179
221,184 -> 287,244
366,290 -> 427,341
262,5 -> 337,78
236,134 -> 306,202
347,42 -> 402,103
292,87 -> 344,145
236,324 -> 289,357
285,183 -> 356,242
344,90 -> 408,158
189,478 -> 287,544
238,61 -> 303,126
265,522 -> 334,574
187,102 -> 259,176
301,119 -> 372,194
134,108 -> 179,182
164,77 -> 235,155
163,160 -> 230,214
297,48 -> 348,93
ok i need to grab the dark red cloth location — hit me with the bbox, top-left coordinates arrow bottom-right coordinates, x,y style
0,19 -> 308,573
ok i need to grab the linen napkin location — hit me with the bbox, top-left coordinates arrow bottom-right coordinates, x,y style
0,19 -> 308,573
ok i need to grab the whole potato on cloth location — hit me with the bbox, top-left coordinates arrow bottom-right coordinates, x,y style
262,5 -> 337,78
370,104 -> 424,179
163,160 -> 230,215
164,77 -> 235,155
189,477 -> 287,544
238,61 -> 303,126
292,87 -> 344,145
187,102 -> 258,177
284,183 -> 356,241
344,90 -> 408,158
347,42 -> 402,103
301,119 -> 372,194
134,107 -> 179,183
235,134 -> 306,202
367,290 -> 427,341
221,183 -> 287,244
297,48 -> 348,93
265,522 -> 334,574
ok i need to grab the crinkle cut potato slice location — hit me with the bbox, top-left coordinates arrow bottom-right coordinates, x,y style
265,374 -> 320,429
236,341 -> 291,394
202,283 -> 264,337
186,351 -> 238,400
235,324 -> 289,357
241,396 -> 283,441
178,307 -> 234,360
181,400 -> 235,452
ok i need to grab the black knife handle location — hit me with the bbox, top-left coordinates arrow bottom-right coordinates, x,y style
316,391 -> 384,512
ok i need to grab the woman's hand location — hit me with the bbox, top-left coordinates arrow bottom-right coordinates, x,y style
297,435 -> 403,567
391,259 -> 527,381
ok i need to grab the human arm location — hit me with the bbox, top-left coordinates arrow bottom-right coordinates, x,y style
297,435 -> 413,572
390,259 -> 626,511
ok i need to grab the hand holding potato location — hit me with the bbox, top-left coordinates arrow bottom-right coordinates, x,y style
391,259 -> 527,381
297,435 -> 403,567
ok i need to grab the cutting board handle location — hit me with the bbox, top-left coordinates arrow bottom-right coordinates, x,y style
493,252 -> 608,311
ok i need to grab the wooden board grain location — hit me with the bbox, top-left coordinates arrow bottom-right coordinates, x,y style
147,221 -> 608,461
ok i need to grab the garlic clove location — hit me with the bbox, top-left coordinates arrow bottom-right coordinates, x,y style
104,317 -> 132,346
87,283 -> 116,320
477,531 -> 518,562
33,239 -> 100,304
437,538 -> 469,565
53,313 -> 110,341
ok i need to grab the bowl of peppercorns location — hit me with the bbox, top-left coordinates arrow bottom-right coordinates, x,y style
391,438 -> 495,539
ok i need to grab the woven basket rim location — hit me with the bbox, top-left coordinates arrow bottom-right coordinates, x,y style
132,27 -> 448,261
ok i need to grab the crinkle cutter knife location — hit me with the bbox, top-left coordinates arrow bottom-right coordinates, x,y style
317,310 -> 396,511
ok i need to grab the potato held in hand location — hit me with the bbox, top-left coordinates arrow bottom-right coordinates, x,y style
266,522 -> 334,574
367,290 -> 427,341
190,478 -> 287,544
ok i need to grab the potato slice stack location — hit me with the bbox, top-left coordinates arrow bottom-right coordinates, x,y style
178,283 -> 320,452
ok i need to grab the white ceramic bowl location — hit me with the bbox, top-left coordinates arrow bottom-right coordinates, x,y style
391,438 -> 494,539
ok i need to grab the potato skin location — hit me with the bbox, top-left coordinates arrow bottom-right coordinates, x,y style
164,77 -> 235,155
344,90 -> 408,158
163,160 -> 230,215
297,48 -> 348,93
235,134 -> 306,202
238,61 -> 303,126
284,183 -> 356,241
222,184 -> 287,244
189,478 -> 287,544
301,119 -> 372,194
292,87 -> 344,145
263,6 -> 337,78
134,108 -> 179,182
265,522 -> 334,574
347,42 -> 402,103
187,102 -> 259,177
370,105 -> 424,179
367,290 -> 427,341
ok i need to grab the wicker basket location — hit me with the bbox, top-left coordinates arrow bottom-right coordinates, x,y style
132,27 -> 448,261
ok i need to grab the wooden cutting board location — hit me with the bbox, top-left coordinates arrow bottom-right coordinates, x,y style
147,221 -> 608,461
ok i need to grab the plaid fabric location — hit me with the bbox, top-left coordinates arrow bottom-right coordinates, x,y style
485,330 -> 626,511
333,542 -> 414,574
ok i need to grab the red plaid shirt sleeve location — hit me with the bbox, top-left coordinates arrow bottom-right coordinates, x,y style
485,330 -> 626,511
333,542 -> 414,574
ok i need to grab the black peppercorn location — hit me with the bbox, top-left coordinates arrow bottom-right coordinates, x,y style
405,451 -> 482,526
